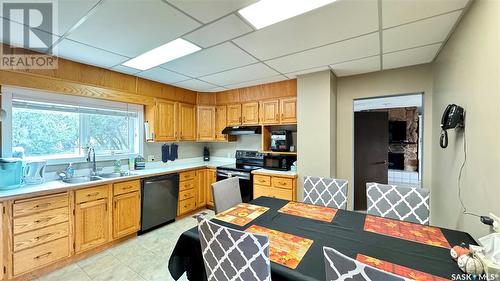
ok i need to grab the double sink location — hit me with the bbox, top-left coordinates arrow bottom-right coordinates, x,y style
61,172 -> 134,184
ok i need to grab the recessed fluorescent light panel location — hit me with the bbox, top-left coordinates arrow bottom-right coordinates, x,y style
239,0 -> 336,29
123,38 -> 201,70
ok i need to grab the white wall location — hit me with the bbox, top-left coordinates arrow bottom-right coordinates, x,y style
143,142 -> 204,161
297,70 -> 337,200
336,65 -> 434,210
431,0 -> 500,238
207,135 -> 261,158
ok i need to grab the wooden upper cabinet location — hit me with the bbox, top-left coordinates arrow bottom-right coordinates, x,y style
155,100 -> 177,141
280,97 -> 297,124
242,102 -> 259,125
197,106 -> 215,141
215,105 -> 227,141
260,100 -> 280,124
178,103 -> 196,141
227,104 -> 242,126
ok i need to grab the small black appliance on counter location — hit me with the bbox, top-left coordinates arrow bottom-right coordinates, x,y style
203,146 -> 210,161
263,154 -> 296,171
270,130 -> 292,152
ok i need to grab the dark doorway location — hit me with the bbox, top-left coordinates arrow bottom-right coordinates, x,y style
354,112 -> 389,210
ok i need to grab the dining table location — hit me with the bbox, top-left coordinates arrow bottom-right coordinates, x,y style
168,196 -> 476,281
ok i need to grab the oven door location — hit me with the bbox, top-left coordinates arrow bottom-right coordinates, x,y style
216,170 -> 253,203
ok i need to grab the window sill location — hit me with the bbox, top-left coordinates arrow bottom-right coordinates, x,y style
26,154 -> 138,166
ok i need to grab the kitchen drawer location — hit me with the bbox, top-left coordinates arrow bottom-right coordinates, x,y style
268,187 -> 293,201
254,175 -> 271,186
113,180 -> 140,196
14,222 -> 69,252
76,185 -> 109,204
179,179 -> 195,192
13,207 -> 69,235
179,171 -> 196,181
253,185 -> 271,199
272,177 -> 294,190
13,237 -> 69,276
179,189 -> 195,201
13,193 -> 68,218
178,197 -> 196,215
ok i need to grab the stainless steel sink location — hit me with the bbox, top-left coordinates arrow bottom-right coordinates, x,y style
97,172 -> 122,178
62,176 -> 102,184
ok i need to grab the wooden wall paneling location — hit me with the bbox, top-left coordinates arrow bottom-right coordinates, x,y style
215,89 -> 240,105
0,70 -> 156,106
196,92 -> 217,105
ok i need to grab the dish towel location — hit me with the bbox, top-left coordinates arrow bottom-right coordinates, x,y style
170,143 -> 178,161
161,144 -> 170,163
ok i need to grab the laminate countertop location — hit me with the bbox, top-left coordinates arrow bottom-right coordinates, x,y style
252,168 -> 298,178
0,157 -> 234,201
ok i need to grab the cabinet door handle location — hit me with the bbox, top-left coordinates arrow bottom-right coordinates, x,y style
87,192 -> 99,197
34,252 -> 52,259
34,203 -> 51,209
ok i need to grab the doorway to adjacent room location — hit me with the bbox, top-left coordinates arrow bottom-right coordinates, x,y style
353,93 -> 424,210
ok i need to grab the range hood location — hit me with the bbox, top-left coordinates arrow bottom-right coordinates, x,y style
222,126 -> 262,135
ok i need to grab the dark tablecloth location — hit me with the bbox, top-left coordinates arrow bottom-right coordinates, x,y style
168,197 -> 476,281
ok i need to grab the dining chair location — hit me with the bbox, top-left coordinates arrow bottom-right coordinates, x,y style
366,182 -> 430,225
211,177 -> 242,214
303,176 -> 348,209
323,247 -> 410,281
197,217 -> 271,281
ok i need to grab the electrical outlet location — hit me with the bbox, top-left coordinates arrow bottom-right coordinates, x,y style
490,213 -> 500,233
147,155 -> 155,162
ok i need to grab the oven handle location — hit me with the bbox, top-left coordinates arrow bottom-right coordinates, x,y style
217,171 -> 251,180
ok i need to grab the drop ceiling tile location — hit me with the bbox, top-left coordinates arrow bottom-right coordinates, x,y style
233,0 -> 379,60
184,15 -> 252,48
383,43 -> 441,70
206,87 -> 227,92
68,0 -> 200,57
56,39 -> 129,68
161,42 -> 257,78
266,33 -> 380,74
166,0 -> 258,23
330,56 -> 381,77
138,67 -> 190,84
174,79 -> 219,91
224,75 -> 288,90
383,11 -> 461,53
111,65 -> 142,75
284,66 -> 331,79
382,0 -> 469,28
200,63 -> 279,86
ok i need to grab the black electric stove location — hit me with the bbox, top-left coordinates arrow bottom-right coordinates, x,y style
216,150 -> 264,202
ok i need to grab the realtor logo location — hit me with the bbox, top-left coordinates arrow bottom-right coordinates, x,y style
0,0 -> 58,69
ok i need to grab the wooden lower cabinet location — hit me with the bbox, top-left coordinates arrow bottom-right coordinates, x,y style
112,192 -> 140,239
196,169 -> 207,207
75,198 -> 109,253
177,171 -> 198,216
207,169 -> 216,207
252,173 -> 297,201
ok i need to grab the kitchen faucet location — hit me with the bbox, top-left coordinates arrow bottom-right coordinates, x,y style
87,147 -> 97,176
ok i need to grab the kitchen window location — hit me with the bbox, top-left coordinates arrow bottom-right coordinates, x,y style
2,87 -> 143,164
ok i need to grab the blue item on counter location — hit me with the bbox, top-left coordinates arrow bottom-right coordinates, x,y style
170,143 -> 178,161
0,158 -> 24,190
162,144 -> 170,163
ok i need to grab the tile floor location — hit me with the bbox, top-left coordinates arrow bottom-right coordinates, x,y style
33,209 -> 215,281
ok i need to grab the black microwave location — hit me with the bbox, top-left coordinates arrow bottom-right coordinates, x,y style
263,155 -> 295,171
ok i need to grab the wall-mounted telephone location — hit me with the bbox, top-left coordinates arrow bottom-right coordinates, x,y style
440,104 -> 465,148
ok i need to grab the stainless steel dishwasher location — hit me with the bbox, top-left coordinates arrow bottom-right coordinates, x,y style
140,173 -> 179,234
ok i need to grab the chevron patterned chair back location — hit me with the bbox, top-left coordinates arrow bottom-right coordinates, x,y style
303,176 -> 348,209
323,246 -> 411,281
366,182 -> 430,225
197,217 -> 271,281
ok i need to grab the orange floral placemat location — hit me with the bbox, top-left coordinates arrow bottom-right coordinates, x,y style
278,201 -> 338,222
364,215 -> 451,249
215,203 -> 269,226
357,254 -> 449,281
246,225 -> 313,269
